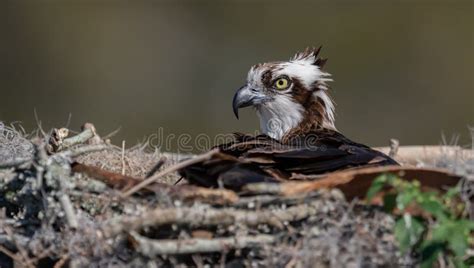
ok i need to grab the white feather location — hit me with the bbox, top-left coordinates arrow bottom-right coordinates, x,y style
314,90 -> 336,130
256,95 -> 304,140
274,59 -> 332,89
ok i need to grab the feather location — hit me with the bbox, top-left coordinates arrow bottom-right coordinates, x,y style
179,130 -> 398,190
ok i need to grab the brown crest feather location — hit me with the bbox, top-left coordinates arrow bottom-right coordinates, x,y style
291,46 -> 328,68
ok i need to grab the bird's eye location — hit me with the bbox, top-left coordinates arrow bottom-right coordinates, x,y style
274,77 -> 290,90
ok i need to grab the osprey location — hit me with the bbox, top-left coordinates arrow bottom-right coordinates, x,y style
180,47 -> 398,189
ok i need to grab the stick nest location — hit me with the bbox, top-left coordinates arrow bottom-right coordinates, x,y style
0,122 -> 472,267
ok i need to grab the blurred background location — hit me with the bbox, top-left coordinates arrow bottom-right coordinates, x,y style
2,0 -> 473,151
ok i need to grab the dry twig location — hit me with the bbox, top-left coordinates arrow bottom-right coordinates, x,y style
101,198 -> 324,238
129,232 -> 275,255
375,145 -> 472,165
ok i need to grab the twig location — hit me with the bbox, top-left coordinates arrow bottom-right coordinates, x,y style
121,148 -> 220,198
145,156 -> 167,178
53,254 -> 69,268
129,232 -> 275,255
101,198 -> 324,238
81,123 -> 102,145
234,192 -> 321,208
0,157 -> 32,169
374,145 -> 472,165
388,139 -> 399,158
3,226 -> 34,268
1,143 -> 109,179
121,140 -> 126,175
59,194 -> 78,229
0,244 -> 21,263
33,108 -> 47,137
102,126 -> 121,140
61,128 -> 94,149
59,144 -> 111,158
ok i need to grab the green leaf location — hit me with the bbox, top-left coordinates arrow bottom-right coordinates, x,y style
418,198 -> 447,219
443,185 -> 461,200
394,214 -> 425,253
447,223 -> 469,257
420,241 -> 446,268
366,174 -> 388,201
396,189 -> 417,210
382,193 -> 397,213
464,256 -> 474,266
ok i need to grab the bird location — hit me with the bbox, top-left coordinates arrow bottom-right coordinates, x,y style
179,47 -> 398,190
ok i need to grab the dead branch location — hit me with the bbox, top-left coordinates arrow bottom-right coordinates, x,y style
47,123 -> 103,153
59,194 -> 78,229
59,144 -> 111,158
121,148 -> 220,197
0,157 -> 32,169
145,156 -> 167,178
47,128 -> 70,153
101,198 -> 324,238
61,128 -> 94,149
374,145 -> 472,165
81,123 -> 102,145
234,192 -> 322,208
388,139 -> 399,158
129,232 -> 275,256
169,185 -> 239,205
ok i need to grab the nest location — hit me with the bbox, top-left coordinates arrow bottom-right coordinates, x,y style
0,122 -> 472,267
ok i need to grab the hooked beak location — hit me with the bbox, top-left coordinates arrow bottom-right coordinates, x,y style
232,85 -> 269,119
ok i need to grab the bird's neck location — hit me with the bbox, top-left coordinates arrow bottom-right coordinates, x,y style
257,91 -> 336,142
257,98 -> 305,141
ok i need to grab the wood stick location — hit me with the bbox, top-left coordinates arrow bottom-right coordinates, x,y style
61,128 -> 94,149
145,156 -> 167,178
121,149 -> 220,198
121,140 -> 126,175
374,145 -> 472,165
129,232 -> 275,256
0,157 -> 32,169
59,194 -> 78,229
101,198 -> 324,238
59,144 -> 111,158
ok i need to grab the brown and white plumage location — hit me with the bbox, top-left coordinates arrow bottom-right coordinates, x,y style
233,47 -> 335,141
180,47 -> 398,190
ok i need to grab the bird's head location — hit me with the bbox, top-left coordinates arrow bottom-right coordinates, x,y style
232,47 -> 336,141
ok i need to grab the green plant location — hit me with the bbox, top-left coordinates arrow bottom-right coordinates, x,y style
366,174 -> 474,268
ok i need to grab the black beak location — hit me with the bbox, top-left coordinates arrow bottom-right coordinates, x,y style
232,85 -> 254,119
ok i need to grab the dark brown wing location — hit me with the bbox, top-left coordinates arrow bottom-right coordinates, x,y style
179,130 -> 398,190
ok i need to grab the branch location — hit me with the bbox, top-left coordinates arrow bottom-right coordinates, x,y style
0,157 -> 32,169
58,194 -> 78,229
129,232 -> 275,256
59,144 -> 111,158
47,123 -> 103,153
101,198 -> 324,238
374,145 -> 472,165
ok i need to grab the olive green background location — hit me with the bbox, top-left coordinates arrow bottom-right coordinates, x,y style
2,0 -> 473,151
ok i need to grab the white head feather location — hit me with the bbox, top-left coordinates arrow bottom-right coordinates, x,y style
245,49 -> 336,140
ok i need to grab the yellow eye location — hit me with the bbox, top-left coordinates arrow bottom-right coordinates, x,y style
274,78 -> 290,90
